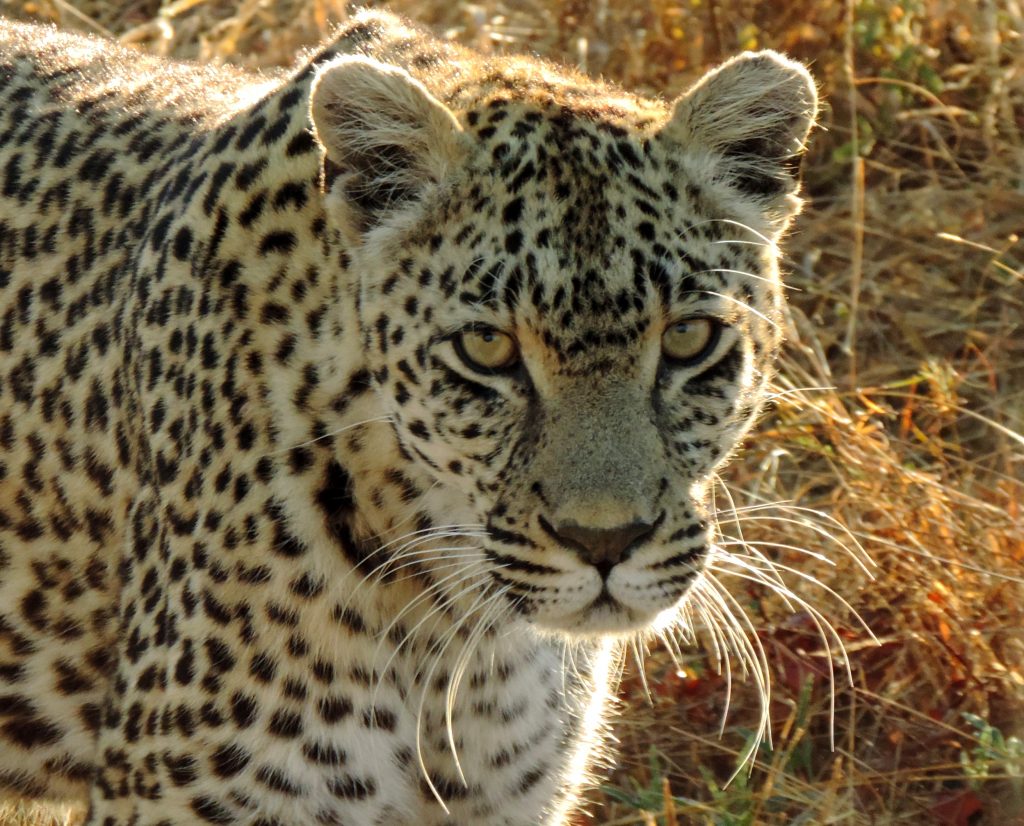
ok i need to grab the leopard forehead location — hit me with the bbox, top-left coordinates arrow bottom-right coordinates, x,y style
317,63 -> 806,376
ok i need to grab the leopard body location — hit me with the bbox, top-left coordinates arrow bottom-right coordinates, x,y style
0,12 -> 816,824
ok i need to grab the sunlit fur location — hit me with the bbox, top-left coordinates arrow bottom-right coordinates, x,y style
0,10 -> 856,825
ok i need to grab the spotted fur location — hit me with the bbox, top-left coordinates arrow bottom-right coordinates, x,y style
0,11 -> 816,825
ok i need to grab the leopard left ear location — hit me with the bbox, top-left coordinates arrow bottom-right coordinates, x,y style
310,56 -> 469,243
660,51 -> 818,215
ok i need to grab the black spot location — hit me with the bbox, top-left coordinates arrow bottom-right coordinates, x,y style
319,695 -> 353,724
2,714 -> 62,748
502,197 -> 524,223
249,653 -> 277,683
267,709 -> 303,738
165,753 -> 198,786
172,227 -> 193,261
229,692 -> 258,728
285,130 -> 317,157
191,796 -> 235,824
210,743 -> 251,778
259,231 -> 296,255
329,774 -> 376,799
289,572 -> 324,599
504,230 -> 523,255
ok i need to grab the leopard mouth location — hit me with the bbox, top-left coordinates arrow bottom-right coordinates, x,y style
521,585 -> 670,636
512,554 -> 706,636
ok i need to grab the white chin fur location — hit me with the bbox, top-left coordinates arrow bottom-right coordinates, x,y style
525,569 -> 690,637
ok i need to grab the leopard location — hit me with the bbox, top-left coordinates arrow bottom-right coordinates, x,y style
0,9 -> 817,825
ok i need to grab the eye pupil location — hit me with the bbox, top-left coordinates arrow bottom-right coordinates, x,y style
662,317 -> 719,364
455,327 -> 520,372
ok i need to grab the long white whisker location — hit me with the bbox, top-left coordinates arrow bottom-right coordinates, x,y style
695,571 -> 773,771
445,589 -> 513,774
381,554 -> 490,590
689,588 -> 735,730
716,502 -> 873,566
713,474 -> 748,567
692,217 -> 776,245
374,564 -> 490,679
693,267 -> 782,287
718,536 -> 833,569
711,238 -> 769,248
717,512 -> 873,575
763,385 -> 836,402
694,290 -> 781,331
366,537 -> 485,585
373,523 -> 488,553
629,636 -> 652,705
708,559 -> 843,750
271,414 -> 393,454
414,582 -> 507,800
714,551 -> 878,648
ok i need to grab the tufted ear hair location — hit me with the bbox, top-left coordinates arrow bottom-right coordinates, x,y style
310,56 -> 468,242
659,51 -> 818,214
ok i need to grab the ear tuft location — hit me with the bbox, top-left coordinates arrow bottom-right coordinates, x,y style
661,51 -> 818,204
310,56 -> 467,238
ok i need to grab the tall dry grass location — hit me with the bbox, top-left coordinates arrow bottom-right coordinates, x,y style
3,0 -> 1023,823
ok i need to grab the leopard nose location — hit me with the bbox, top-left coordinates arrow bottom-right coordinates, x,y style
541,516 -> 658,575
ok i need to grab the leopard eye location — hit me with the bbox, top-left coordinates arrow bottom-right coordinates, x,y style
662,318 -> 720,365
454,327 -> 520,372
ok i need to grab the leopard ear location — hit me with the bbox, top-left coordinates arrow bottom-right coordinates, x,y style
660,51 -> 817,214
310,56 -> 468,242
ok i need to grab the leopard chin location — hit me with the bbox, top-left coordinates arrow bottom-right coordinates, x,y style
534,602 -> 654,637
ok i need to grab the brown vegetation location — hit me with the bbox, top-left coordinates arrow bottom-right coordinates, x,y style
4,0 -> 1023,823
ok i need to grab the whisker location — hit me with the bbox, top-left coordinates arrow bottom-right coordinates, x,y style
716,511 -> 873,575
330,524 -> 487,612
365,535 -> 486,584
717,536 -> 834,568
716,550 -> 879,648
343,528 -> 486,602
373,523 -> 488,552
414,583 -> 509,799
629,636 -> 652,705
655,629 -> 686,675
445,590 -> 513,770
694,571 -> 773,769
711,238 -> 769,248
763,385 -> 836,402
363,479 -> 447,542
692,267 -> 788,288
374,565 -> 491,678
712,474 -> 748,566
382,553 -> 489,588
271,414 -> 393,455
690,217 -> 776,246
693,290 -> 781,331
688,588 -> 736,731
708,559 -> 846,749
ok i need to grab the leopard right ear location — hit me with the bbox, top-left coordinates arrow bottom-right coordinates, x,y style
310,56 -> 469,243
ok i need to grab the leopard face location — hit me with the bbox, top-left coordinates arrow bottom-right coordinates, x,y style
311,50 -> 817,636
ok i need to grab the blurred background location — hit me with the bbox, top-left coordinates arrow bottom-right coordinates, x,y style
1,0 -> 1022,823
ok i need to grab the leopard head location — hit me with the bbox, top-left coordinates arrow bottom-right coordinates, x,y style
310,47 -> 817,636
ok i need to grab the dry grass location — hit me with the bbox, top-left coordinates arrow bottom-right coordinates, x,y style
3,0 -> 1023,823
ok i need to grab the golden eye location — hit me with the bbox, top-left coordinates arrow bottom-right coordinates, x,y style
455,327 -> 520,372
662,318 -> 719,364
